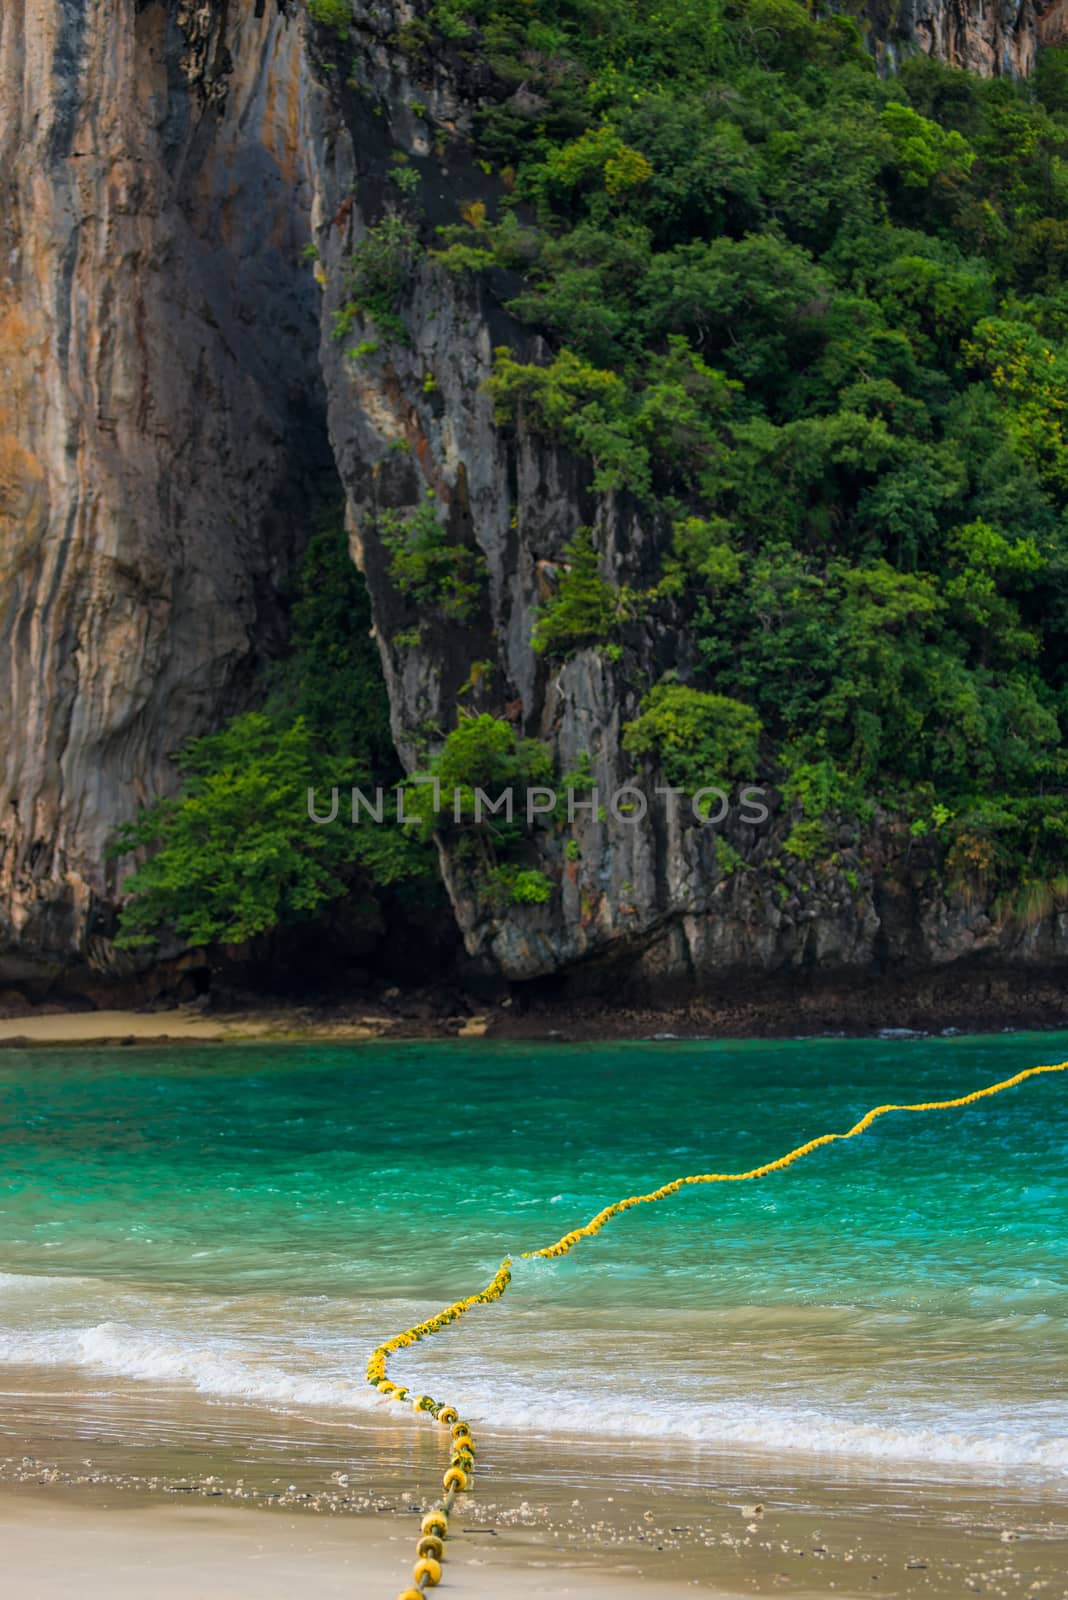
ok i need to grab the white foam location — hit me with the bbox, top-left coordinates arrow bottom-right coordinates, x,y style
0,1272 -> 1065,1481
0,1320 -> 383,1413
465,1387 -> 1068,1474
0,1272 -> 85,1293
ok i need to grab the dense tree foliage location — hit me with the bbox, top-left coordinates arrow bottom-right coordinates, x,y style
423,1 -> 1068,897
111,526 -> 434,950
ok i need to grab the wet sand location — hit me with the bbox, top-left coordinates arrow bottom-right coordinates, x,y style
2,1368 -> 1066,1598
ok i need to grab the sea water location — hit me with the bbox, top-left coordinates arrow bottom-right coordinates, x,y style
0,1032 -> 1066,1483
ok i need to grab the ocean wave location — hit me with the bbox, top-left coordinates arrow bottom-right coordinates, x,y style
0,1314 -> 1065,1479
0,1272 -> 88,1292
476,1388 -> 1068,1474
0,1320 -> 383,1413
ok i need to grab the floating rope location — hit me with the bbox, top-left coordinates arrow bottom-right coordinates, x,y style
370,1058 -> 1067,1595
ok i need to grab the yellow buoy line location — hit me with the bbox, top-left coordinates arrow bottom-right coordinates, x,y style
367,1258 -> 512,1594
370,1059 -> 1067,1596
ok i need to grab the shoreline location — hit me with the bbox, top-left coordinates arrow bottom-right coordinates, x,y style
4,1380 -> 1067,1599
0,1005 -> 495,1049
3,989 -> 1068,1048
4,944 -> 1068,1048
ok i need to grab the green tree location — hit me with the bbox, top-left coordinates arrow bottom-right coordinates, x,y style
532,529 -> 620,655
111,525 -> 433,950
397,2 -> 1068,893
110,715 -> 413,950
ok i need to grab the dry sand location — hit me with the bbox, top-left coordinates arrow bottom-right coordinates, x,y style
0,1008 -> 397,1046
2,1491 -> 706,1600
0,1009 -> 263,1044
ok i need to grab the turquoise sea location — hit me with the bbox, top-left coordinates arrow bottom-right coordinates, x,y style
1,1033 -> 1066,1483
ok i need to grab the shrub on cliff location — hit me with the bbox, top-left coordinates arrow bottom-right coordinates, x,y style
402,713 -> 553,834
531,529 -> 621,656
335,214 -> 420,343
377,492 -> 486,623
623,684 -> 762,793
399,715 -> 558,905
306,0 -> 351,37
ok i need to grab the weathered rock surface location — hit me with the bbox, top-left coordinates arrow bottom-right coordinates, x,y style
0,0 -> 330,977
1,0 -> 1067,1014
864,0 -> 1046,76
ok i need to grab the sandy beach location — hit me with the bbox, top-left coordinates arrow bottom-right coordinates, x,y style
6,1445 -> 1067,1600
0,1009 -> 264,1045
0,1007 -> 413,1046
2,1492 -> 705,1600
2,1370 -> 1067,1599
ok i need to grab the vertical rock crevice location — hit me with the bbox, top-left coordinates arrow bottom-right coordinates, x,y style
0,0 -> 331,974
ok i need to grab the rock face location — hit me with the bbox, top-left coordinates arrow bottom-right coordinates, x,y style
1,0 -> 1067,1007
1039,0 -> 1068,46
864,0 -> 1046,76
0,0 -> 331,978
863,0 -> 1068,77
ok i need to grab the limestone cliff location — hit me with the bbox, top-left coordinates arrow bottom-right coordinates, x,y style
2,0 -> 1067,1008
0,0 -> 331,980
305,3 -> 1068,997
864,0 -> 1057,76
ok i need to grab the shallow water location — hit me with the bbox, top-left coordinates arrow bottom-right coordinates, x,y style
1,1032 -> 1066,1483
